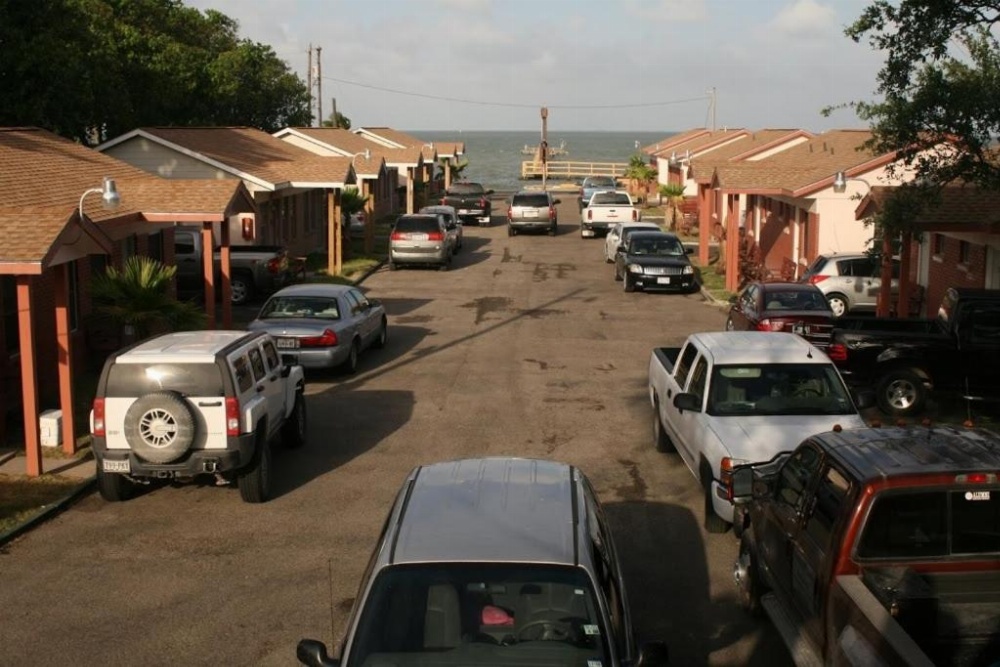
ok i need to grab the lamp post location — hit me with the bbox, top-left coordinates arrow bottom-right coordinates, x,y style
79,177 -> 121,220
833,171 -> 895,317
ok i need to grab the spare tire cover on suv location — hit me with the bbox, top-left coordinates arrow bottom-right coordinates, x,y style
123,391 -> 196,463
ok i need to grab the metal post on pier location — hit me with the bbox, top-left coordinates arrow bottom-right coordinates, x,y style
541,107 -> 548,190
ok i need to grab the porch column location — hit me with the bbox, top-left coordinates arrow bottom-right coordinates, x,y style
406,168 -> 415,214
53,264 -> 77,456
219,222 -> 233,329
898,232 -> 913,319
698,185 -> 710,265
362,180 -> 374,255
201,222 -> 216,329
876,231 -> 894,317
444,161 -> 453,190
17,276 -> 42,476
326,189 -> 344,276
725,193 -> 740,292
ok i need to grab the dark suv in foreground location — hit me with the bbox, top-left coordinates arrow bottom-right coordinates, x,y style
297,457 -> 669,666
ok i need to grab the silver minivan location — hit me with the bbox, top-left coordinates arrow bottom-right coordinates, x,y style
388,213 -> 455,271
296,457 -> 669,667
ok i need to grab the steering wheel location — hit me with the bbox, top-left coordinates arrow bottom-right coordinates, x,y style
516,619 -> 574,643
792,386 -> 822,398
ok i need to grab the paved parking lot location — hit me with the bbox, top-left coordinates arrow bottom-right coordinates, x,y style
0,199 -> 791,666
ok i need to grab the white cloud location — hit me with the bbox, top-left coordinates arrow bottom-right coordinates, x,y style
433,0 -> 493,13
768,0 -> 837,37
623,0 -> 707,22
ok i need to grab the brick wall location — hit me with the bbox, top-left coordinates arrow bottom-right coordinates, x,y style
924,234 -> 986,317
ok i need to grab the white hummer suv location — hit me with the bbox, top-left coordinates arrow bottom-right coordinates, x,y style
90,330 -> 306,504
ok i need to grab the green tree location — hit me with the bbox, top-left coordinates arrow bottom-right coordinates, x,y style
91,255 -> 206,340
658,183 -> 687,233
322,111 -> 352,129
624,154 -> 657,203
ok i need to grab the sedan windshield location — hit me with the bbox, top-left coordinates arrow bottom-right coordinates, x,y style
629,238 -> 685,256
347,563 -> 611,666
708,363 -> 856,416
257,296 -> 340,320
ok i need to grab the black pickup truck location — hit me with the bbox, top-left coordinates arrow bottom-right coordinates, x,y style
731,424 -> 1000,667
440,182 -> 494,226
828,287 -> 1000,417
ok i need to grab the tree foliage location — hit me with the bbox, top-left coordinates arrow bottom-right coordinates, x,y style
0,0 -> 312,144
322,111 -> 352,129
839,1 -> 1000,228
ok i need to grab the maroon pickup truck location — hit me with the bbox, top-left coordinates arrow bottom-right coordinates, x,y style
730,425 -> 1000,666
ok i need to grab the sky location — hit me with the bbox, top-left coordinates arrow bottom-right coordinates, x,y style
185,0 -> 886,134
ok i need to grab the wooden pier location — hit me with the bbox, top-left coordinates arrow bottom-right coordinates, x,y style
521,160 -> 628,180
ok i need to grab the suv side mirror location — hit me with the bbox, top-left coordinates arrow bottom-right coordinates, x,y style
673,392 -> 702,413
296,639 -> 339,667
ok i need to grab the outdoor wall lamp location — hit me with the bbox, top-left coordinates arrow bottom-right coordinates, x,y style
351,148 -> 371,164
832,170 -> 871,194
79,177 -> 121,219
669,150 -> 691,167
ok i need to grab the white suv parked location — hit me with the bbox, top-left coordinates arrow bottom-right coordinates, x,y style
90,330 -> 306,504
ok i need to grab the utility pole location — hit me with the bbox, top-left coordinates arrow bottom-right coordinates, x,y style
331,97 -> 338,128
540,106 -> 548,190
316,46 -> 323,126
707,87 -> 717,131
307,45 -> 314,126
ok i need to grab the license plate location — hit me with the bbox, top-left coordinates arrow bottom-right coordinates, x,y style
103,459 -> 130,473
411,233 -> 428,241
657,277 -> 672,285
524,210 -> 538,218
582,230 -> 595,237
458,209 -> 470,215
276,337 -> 300,349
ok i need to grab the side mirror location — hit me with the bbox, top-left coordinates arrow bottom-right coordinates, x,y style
673,392 -> 702,413
728,294 -> 738,305
636,640 -> 669,666
486,188 -> 495,195
731,467 -> 754,501
553,198 -> 562,204
296,639 -> 339,666
853,388 -> 876,410
686,247 -> 694,254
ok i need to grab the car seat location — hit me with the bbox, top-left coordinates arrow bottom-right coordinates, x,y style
423,584 -> 462,649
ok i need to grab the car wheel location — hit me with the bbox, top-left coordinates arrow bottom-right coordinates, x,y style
373,317 -> 388,349
548,224 -> 556,236
507,225 -> 514,237
123,391 -> 196,464
97,466 -> 133,502
623,273 -> 635,293
702,461 -> 731,534
826,293 -> 849,318
725,316 -> 736,331
652,400 -> 675,453
340,338 -> 360,375
439,259 -> 450,271
281,392 -> 307,449
734,528 -> 766,615
238,434 -> 272,503
230,272 -> 254,305
876,368 -> 927,417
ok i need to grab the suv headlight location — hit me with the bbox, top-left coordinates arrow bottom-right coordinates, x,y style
628,264 -> 644,274
683,265 -> 694,275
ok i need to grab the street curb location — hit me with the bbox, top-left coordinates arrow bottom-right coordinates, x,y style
0,476 -> 96,548
352,259 -> 386,286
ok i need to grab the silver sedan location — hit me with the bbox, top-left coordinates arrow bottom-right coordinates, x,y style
246,283 -> 388,374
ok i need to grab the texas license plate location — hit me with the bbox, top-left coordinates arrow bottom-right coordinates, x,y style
524,210 -> 538,218
411,233 -> 428,241
582,230 -> 595,237
657,277 -> 673,285
276,337 -> 300,349
103,459 -> 130,473
458,209 -> 470,215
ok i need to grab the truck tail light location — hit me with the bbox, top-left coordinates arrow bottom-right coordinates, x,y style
956,473 -> 997,483
426,231 -> 444,241
266,257 -> 283,274
92,398 -> 105,436
301,329 -> 338,347
586,209 -> 592,221
756,319 -> 785,332
507,207 -> 513,221
631,209 -> 639,221
827,343 -> 848,362
549,206 -> 556,221
720,457 -> 744,501
226,397 -> 240,436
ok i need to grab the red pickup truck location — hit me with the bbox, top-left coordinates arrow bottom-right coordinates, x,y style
730,425 -> 1000,666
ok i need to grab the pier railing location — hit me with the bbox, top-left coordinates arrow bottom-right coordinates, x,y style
521,160 -> 628,180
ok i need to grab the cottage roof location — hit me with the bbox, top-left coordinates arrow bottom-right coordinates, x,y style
641,128 -> 710,156
686,129 -> 812,179
857,185 -> 1000,232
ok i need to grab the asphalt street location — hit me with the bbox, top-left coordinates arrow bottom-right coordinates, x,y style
0,197 -> 792,666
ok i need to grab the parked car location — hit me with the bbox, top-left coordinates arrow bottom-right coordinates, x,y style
581,190 -> 641,238
90,330 -> 306,504
419,204 -> 463,251
579,175 -> 618,210
613,230 -> 696,292
246,283 -> 387,374
296,457 -> 670,667
388,213 -> 455,271
731,424 -> 1000,666
726,281 -> 835,349
440,181 -> 494,226
799,251 -> 901,317
506,190 -> 560,236
604,221 -> 661,263
828,287 -> 1000,416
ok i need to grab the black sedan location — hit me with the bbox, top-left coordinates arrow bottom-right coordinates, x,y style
613,231 -> 696,293
726,281 -> 834,348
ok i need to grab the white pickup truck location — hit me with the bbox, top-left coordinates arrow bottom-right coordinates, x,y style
647,331 -> 869,533
580,190 -> 641,238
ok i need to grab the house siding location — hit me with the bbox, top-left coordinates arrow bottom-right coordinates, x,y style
924,235 -> 987,317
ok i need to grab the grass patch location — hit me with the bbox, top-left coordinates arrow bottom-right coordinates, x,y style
0,472 -> 88,536
694,259 -> 736,303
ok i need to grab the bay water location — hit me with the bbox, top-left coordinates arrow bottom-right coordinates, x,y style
413,130 -> 676,194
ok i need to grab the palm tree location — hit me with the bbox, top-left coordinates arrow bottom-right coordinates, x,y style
658,183 -> 686,233
91,255 -> 206,341
623,154 -> 657,203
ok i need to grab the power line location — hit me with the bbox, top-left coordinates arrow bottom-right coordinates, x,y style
320,75 -> 710,111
